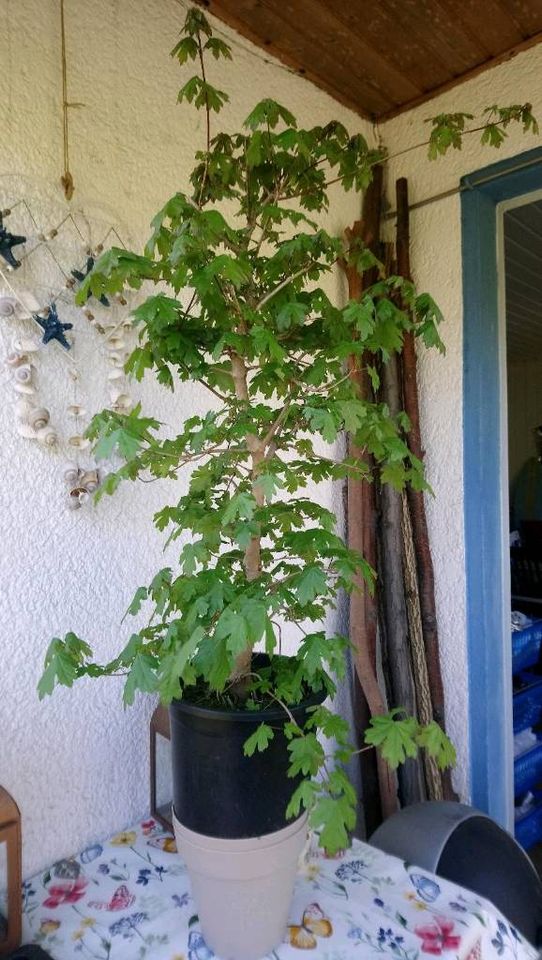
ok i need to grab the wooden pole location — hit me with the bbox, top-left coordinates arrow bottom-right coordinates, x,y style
379,346 -> 426,805
402,491 -> 443,800
343,167 -> 398,822
395,176 -> 456,801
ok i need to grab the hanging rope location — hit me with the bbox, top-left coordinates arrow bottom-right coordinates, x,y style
60,0 -> 74,200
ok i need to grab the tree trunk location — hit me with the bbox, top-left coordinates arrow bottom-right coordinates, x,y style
230,349 -> 264,682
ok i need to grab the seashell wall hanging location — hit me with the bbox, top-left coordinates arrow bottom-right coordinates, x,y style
0,195 -> 141,513
4,326 -> 60,448
64,465 -> 101,510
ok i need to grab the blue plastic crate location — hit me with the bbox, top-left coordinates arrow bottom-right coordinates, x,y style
512,619 -> 542,673
515,795 -> 542,850
515,738 -> 542,795
513,671 -> 542,733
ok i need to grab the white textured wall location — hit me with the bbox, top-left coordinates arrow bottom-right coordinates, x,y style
0,0 -> 372,876
381,44 -> 542,798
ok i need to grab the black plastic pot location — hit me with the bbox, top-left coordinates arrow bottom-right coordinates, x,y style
169,669 -> 325,838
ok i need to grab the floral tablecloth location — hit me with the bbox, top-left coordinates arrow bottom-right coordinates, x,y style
21,818 -> 538,960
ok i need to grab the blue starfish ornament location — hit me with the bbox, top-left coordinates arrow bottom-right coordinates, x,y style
71,255 -> 109,306
0,213 -> 26,269
34,303 -> 73,350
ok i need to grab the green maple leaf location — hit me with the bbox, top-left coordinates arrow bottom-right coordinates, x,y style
303,407 -> 338,443
343,299 -> 375,339
254,472 -> 283,500
38,633 -> 93,699
295,565 -> 327,605
338,399 -> 366,433
244,99 -> 296,130
222,492 -> 257,524
287,733 -> 324,777
243,723 -> 275,757
416,721 -> 457,770
125,586 -> 148,618
286,779 -> 318,819
364,710 -> 420,768
123,653 -> 158,705
310,794 -> 356,855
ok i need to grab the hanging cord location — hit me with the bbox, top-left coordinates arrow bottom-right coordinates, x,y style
60,0 -> 74,200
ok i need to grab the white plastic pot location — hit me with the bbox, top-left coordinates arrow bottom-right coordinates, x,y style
173,810 -> 307,960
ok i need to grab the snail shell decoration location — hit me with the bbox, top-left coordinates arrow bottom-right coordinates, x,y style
13,363 -> 33,383
109,389 -> 132,412
107,335 -> 125,351
36,425 -> 57,447
11,362 -> 36,395
64,463 -> 80,485
12,336 -> 39,353
0,294 -> 17,318
64,465 -> 101,509
80,469 -> 99,492
29,407 -> 50,431
69,435 -> 90,450
5,350 -> 28,367
6,342 -> 57,443
70,487 -> 90,507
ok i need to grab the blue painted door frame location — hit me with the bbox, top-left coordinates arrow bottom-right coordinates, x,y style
462,147 -> 542,828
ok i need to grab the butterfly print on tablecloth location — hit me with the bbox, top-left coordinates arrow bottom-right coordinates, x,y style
147,835 -> 178,853
410,873 -> 441,903
88,884 -> 135,911
188,930 -> 214,960
288,902 -> 333,949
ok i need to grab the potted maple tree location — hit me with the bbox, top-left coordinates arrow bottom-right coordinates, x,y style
39,9 -> 537,959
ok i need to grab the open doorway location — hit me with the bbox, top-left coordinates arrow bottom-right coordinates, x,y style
504,193 -> 542,864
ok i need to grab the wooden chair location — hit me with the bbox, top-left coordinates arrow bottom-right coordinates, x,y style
0,786 -> 21,956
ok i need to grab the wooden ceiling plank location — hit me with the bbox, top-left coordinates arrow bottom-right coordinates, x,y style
505,287 -> 542,312
507,322 -> 542,338
319,0 -> 448,93
510,203 -> 542,233
253,0 -> 398,112
506,335 -> 542,357
506,327 -> 542,348
507,273 -> 542,297
505,241 -> 542,272
507,209 -> 542,244
199,0 -> 542,121
505,250 -> 542,281
507,318 -> 542,331
498,0 -> 542,36
435,0 -> 524,56
380,29 -> 542,120
378,0 -> 489,75
203,0 -> 390,116
270,0 -> 423,104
